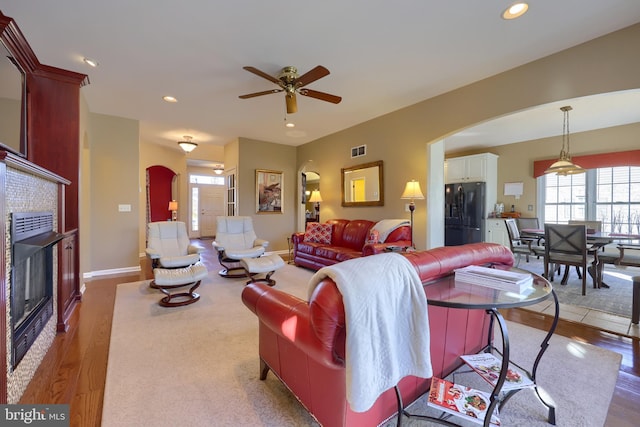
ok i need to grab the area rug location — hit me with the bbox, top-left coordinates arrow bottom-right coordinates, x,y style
517,256 -> 638,318
102,264 -> 621,427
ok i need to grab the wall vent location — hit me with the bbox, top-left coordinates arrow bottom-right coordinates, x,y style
351,144 -> 367,158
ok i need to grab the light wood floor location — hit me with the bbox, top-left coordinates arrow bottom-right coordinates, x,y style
18,243 -> 640,427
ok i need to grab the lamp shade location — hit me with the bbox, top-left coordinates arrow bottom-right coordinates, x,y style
400,180 -> 425,200
308,190 -> 323,203
168,200 -> 178,211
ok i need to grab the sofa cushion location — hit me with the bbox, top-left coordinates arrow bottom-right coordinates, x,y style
304,223 -> 333,244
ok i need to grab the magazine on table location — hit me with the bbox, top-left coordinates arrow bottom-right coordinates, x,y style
454,265 -> 533,293
427,377 -> 501,426
460,353 -> 535,391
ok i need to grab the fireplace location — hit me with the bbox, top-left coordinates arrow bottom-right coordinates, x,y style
10,212 -> 63,368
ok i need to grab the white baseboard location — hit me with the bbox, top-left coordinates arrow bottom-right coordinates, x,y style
83,266 -> 141,279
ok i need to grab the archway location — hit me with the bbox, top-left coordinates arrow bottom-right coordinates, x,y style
297,162 -> 320,232
146,165 -> 177,223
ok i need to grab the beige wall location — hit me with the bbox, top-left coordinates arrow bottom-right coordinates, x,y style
79,22 -> 640,272
237,137 -> 297,251
89,113 -> 140,272
297,23 -> 640,250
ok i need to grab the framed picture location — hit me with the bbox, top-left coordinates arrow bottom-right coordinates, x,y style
256,169 -> 283,214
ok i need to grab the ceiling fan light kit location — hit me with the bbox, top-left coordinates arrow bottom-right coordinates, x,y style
239,65 -> 342,114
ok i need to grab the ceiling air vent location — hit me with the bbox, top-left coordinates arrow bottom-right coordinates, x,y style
351,144 -> 366,158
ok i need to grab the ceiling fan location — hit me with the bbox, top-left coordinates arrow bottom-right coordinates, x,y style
239,65 -> 342,114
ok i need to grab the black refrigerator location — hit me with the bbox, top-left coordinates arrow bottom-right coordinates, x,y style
445,182 -> 486,246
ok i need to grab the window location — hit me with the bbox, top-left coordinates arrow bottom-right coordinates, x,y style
596,167 -> 640,233
190,175 -> 225,185
541,166 -> 640,234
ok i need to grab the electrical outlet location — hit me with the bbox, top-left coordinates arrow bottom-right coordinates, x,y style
118,204 -> 131,212
527,205 -> 533,211
405,203 -> 411,212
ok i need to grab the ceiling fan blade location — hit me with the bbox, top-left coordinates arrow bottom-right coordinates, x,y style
286,93 -> 298,114
295,65 -> 330,88
298,88 -> 342,104
239,89 -> 283,99
242,66 -> 281,84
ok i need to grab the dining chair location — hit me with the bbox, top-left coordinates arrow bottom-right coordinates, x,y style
504,218 -> 544,267
568,220 -> 602,233
516,217 -> 544,245
544,224 -> 597,296
516,217 -> 540,231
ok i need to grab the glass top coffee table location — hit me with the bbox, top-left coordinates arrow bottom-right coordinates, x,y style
396,268 -> 559,427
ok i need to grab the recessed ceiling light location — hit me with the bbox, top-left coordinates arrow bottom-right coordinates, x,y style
502,2 -> 529,20
163,95 -> 178,103
285,122 -> 295,128
83,57 -> 99,67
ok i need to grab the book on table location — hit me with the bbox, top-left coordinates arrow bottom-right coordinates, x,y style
427,377 -> 501,426
460,353 -> 534,391
454,265 -> 533,293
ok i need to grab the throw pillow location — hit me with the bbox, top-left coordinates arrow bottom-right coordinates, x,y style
303,223 -> 332,244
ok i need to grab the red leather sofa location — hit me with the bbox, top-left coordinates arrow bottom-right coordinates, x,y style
242,243 -> 515,427
292,219 -> 412,270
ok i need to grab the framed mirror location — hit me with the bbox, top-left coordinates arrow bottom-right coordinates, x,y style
341,160 -> 384,207
0,17 -> 28,158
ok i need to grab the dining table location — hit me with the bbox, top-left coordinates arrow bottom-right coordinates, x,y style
520,227 -> 640,289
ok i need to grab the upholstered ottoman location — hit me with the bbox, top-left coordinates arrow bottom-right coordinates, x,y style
240,254 -> 285,286
151,262 -> 208,307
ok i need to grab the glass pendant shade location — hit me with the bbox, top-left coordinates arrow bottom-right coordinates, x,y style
178,135 -> 198,153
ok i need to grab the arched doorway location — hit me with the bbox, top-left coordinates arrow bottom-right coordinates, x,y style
146,165 -> 177,223
297,162 -> 320,232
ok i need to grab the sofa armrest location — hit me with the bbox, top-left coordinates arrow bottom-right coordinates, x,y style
291,232 -> 305,245
241,282 -> 343,368
211,241 -> 224,252
362,240 -> 413,256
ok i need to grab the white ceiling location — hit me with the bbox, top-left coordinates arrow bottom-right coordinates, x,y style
2,1 -> 640,156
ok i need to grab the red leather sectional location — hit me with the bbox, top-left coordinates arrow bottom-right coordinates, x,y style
242,242 -> 515,426
292,219 -> 412,270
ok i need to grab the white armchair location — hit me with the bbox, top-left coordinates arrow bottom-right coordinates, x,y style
212,216 -> 269,277
145,221 -> 207,306
145,221 -> 203,269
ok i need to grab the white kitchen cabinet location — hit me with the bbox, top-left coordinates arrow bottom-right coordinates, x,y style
445,153 -> 499,235
445,153 -> 498,184
485,218 -> 510,247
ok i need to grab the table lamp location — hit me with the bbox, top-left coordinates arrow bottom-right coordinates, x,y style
401,180 -> 425,248
168,200 -> 178,221
308,190 -> 323,222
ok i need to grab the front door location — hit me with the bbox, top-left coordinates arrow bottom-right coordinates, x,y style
200,186 -> 225,237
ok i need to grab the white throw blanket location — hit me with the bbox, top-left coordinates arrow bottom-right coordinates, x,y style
372,219 -> 410,242
307,253 -> 432,413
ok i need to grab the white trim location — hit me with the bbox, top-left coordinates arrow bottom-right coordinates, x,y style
83,266 -> 141,279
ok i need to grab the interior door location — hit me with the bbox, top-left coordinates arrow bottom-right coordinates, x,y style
200,187 -> 225,237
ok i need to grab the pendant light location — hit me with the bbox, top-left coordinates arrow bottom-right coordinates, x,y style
178,135 -> 198,153
544,106 -> 585,176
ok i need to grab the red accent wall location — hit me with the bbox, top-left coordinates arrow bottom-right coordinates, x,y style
148,165 -> 175,222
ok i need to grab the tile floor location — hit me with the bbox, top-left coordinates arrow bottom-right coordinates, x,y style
522,299 -> 640,339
